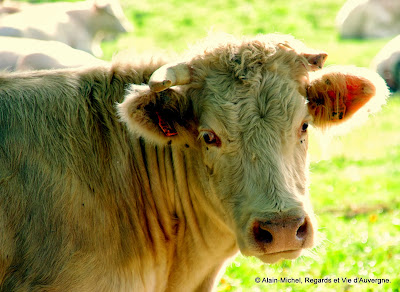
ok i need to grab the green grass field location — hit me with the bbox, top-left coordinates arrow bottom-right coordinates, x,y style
23,0 -> 400,290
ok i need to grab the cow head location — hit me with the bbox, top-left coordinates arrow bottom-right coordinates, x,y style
118,34 -> 387,263
91,0 -> 133,34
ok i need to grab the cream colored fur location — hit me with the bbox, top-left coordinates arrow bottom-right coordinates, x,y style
0,34 -> 388,291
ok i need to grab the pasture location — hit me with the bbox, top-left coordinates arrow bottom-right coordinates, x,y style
10,0 -> 400,290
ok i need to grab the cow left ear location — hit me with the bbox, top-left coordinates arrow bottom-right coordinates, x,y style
118,84 -> 197,145
306,66 -> 389,128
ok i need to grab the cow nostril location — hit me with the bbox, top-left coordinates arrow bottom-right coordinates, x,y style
254,223 -> 273,244
253,216 -> 312,253
296,218 -> 308,240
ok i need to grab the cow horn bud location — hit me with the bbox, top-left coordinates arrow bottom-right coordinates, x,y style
149,62 -> 191,92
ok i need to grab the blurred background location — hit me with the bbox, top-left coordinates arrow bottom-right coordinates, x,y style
0,0 -> 399,291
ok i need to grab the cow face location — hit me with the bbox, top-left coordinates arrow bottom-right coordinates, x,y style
92,0 -> 133,35
118,34 -> 387,263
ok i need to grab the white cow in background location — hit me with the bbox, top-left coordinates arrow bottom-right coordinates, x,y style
371,34 -> 400,91
0,0 -> 133,57
337,0 -> 400,39
0,37 -> 107,71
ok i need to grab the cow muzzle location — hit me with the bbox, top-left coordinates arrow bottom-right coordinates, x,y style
245,213 -> 315,263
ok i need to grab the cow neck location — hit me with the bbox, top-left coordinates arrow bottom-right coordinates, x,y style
131,137 -> 237,287
132,138 -> 235,245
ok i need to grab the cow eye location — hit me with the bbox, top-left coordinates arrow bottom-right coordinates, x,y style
301,122 -> 309,133
202,131 -> 221,147
203,131 -> 216,144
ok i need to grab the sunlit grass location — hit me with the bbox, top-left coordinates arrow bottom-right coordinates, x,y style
220,210 -> 400,291
104,0 -> 390,67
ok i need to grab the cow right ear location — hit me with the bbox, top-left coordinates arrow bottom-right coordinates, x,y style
306,66 -> 388,129
118,84 -> 197,145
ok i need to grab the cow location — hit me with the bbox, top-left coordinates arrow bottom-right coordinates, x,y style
0,37 -> 107,72
0,0 -> 133,57
371,34 -> 400,92
336,0 -> 400,39
0,34 -> 388,291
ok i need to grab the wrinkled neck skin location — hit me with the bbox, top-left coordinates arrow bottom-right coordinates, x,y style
130,139 -> 237,291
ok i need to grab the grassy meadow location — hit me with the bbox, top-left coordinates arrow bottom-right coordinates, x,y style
22,0 -> 400,290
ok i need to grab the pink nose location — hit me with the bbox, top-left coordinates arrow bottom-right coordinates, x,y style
253,216 -> 312,254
